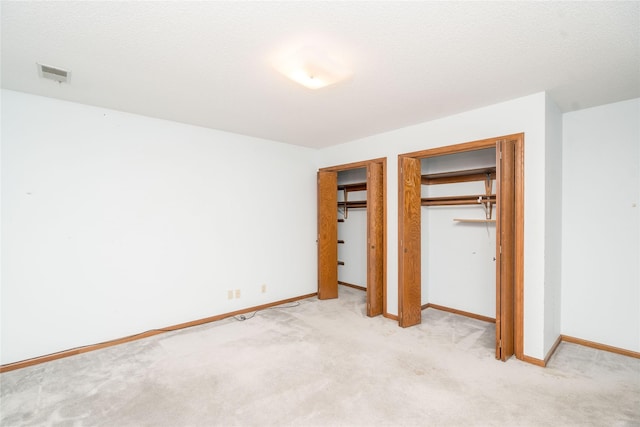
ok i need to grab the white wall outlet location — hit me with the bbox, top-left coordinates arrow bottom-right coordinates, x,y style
227,290 -> 234,300
235,289 -> 241,298
261,284 -> 267,293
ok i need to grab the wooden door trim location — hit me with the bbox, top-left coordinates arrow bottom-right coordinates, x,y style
400,134 -> 523,158
398,134 -> 524,360
319,157 -> 387,173
495,142 -> 503,358
514,135 -> 524,359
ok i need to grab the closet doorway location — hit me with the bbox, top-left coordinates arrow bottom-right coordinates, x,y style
398,134 -> 524,361
317,158 -> 386,317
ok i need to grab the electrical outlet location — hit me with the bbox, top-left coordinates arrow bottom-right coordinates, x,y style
227,290 -> 234,300
261,284 -> 267,293
235,289 -> 241,298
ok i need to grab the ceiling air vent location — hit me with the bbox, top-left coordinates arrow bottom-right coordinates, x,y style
37,63 -> 70,83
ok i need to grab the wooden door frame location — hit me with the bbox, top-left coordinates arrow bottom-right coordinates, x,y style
397,134 -> 524,360
318,158 -> 388,317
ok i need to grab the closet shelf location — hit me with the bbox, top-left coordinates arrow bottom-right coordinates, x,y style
422,167 -> 496,219
338,181 -> 367,220
454,218 -> 497,223
338,182 -> 367,192
422,167 -> 496,185
421,194 -> 496,206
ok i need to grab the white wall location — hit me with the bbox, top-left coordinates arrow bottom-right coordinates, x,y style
6,89 -> 616,365
421,149 -> 496,318
0,90 -> 318,364
544,94 -> 563,354
318,92 -> 551,359
562,98 -> 640,352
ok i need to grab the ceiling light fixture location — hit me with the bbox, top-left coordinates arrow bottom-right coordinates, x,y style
273,46 -> 351,90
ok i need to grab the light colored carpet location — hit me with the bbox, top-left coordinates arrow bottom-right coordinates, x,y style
1,285 -> 639,426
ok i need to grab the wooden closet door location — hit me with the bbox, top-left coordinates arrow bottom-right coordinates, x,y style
317,171 -> 338,299
399,156 -> 422,327
496,139 -> 516,360
367,162 -> 384,316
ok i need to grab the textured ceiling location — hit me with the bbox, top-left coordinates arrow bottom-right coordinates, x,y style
2,1 -> 639,148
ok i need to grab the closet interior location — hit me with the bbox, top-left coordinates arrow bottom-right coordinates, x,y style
399,135 -> 523,361
317,158 -> 385,317
337,168 -> 368,291
421,148 -> 497,321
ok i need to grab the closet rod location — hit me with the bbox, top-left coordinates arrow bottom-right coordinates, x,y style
422,167 -> 496,185
337,201 -> 367,209
421,195 -> 496,206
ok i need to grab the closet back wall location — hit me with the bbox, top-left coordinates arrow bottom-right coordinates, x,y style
422,149 -> 497,318
1,90 -> 318,365
337,168 -> 367,288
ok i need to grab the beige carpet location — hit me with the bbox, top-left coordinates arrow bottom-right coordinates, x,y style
1,285 -> 639,426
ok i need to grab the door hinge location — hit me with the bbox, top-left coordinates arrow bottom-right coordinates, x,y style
499,339 -> 502,348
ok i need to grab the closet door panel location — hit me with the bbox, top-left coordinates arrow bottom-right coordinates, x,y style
318,171 -> 338,299
399,156 -> 422,327
367,162 -> 384,316
496,139 -> 516,360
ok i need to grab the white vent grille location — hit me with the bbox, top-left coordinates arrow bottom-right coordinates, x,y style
37,63 -> 70,83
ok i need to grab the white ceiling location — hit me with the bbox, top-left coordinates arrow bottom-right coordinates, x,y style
2,1 -> 639,148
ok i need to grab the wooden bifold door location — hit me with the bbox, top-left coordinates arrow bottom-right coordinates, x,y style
495,138 -> 516,360
317,170 -> 338,299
